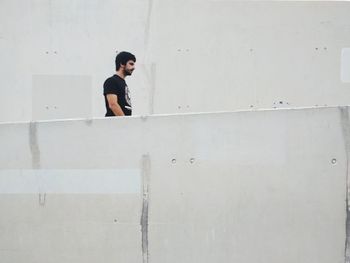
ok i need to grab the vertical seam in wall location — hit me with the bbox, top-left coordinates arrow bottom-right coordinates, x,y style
149,64 -> 156,115
340,106 -> 350,263
144,0 -> 153,49
141,63 -> 156,115
29,122 -> 41,169
143,0 -> 156,115
141,154 -> 151,263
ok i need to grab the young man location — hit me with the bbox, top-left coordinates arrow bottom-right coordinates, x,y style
103,51 -> 136,116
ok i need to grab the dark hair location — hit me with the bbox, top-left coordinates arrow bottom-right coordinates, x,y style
115,51 -> 136,70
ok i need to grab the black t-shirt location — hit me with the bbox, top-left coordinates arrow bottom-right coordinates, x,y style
103,75 -> 132,116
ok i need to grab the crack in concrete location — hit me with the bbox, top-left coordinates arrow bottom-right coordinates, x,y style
340,106 -> 350,263
141,154 -> 151,263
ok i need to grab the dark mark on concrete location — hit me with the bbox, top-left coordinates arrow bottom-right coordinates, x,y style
29,122 -> 40,169
141,154 -> 150,263
85,118 -> 93,126
340,106 -> 350,263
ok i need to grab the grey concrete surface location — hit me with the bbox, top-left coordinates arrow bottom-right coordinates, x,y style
0,106 -> 347,263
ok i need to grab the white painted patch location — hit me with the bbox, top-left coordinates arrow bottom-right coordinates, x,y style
0,169 -> 140,194
341,48 -> 350,83
32,75 -> 92,121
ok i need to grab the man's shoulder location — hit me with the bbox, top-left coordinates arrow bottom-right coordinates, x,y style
104,75 -> 117,85
104,75 -> 125,86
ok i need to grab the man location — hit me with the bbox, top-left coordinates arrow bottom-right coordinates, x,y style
104,51 -> 136,116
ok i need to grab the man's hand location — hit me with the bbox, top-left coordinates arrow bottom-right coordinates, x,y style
106,94 -> 125,116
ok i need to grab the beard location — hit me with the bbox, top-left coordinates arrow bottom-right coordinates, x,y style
124,68 -> 133,76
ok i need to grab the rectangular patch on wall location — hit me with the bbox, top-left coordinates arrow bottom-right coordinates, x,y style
32,75 -> 92,121
0,169 -> 141,194
341,48 -> 350,83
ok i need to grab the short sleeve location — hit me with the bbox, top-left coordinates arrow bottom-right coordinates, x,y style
103,77 -> 122,95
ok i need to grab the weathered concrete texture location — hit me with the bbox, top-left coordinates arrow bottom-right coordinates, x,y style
0,106 -> 347,263
0,1 -> 350,122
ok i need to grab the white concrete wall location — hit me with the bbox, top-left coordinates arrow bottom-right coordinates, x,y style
1,1 -> 350,122
0,106 -> 348,263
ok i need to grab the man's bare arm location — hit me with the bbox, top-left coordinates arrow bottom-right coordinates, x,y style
106,94 -> 125,116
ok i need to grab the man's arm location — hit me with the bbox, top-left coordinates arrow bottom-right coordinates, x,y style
106,94 -> 125,116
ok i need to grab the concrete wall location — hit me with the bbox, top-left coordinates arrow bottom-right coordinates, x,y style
0,106 -> 348,263
1,1 -> 350,122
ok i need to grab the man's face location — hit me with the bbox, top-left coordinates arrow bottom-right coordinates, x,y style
123,60 -> 135,76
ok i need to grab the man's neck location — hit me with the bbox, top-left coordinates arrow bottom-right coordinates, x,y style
116,71 -> 125,79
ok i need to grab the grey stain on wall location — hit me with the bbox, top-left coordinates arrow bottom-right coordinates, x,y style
141,154 -> 151,263
29,122 -> 41,169
340,106 -> 350,263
